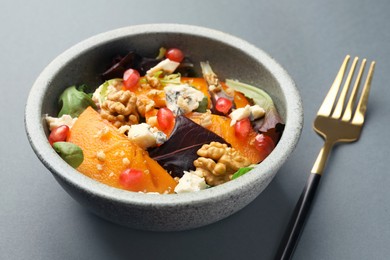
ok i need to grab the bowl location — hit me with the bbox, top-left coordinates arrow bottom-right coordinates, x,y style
25,24 -> 303,231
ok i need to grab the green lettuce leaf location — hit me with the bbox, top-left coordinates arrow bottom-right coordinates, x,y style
225,79 -> 284,133
53,142 -> 84,168
58,85 -> 96,117
231,167 -> 254,180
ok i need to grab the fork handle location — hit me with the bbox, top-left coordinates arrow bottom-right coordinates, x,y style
274,173 -> 322,260
312,140 -> 334,175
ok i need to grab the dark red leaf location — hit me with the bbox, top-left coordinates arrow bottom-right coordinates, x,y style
148,116 -> 229,178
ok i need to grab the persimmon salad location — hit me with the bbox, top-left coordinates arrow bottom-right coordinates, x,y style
45,47 -> 284,194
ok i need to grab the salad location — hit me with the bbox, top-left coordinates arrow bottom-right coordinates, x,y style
45,47 -> 284,194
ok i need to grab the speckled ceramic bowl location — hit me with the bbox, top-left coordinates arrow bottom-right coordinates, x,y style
25,24 -> 303,231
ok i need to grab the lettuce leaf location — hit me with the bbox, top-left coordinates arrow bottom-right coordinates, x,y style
58,85 -> 96,118
231,166 -> 254,180
148,116 -> 229,178
225,79 -> 284,133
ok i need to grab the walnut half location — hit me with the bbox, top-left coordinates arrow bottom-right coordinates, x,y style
100,90 -> 139,128
193,142 -> 251,186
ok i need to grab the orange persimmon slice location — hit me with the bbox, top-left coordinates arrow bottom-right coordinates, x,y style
187,113 -> 263,164
67,106 -> 177,194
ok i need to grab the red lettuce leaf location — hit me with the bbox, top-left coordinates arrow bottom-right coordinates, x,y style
101,51 -> 196,80
252,107 -> 285,144
101,50 -> 159,80
225,79 -> 285,144
148,116 -> 229,178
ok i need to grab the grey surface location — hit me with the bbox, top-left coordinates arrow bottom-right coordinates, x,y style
1,0 -> 389,259
24,24 -> 303,232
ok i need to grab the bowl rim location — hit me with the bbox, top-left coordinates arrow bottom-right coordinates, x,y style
25,23 -> 303,207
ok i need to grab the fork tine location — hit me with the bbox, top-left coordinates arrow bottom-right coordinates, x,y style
317,55 -> 350,117
351,61 -> 376,125
341,59 -> 366,122
332,57 -> 359,119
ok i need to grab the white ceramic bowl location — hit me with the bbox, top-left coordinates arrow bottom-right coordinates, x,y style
25,24 -> 303,231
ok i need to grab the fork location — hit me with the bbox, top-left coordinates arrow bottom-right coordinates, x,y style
275,55 -> 376,260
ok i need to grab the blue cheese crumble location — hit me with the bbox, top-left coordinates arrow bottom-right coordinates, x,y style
229,104 -> 265,126
174,170 -> 208,193
164,84 -> 206,115
45,114 -> 77,130
119,123 -> 167,150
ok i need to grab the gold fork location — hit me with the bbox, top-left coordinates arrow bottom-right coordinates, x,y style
275,55 -> 376,260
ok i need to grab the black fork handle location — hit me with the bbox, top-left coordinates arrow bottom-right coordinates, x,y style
274,173 -> 322,260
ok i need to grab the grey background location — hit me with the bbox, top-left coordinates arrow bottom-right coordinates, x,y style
1,0 -> 389,259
